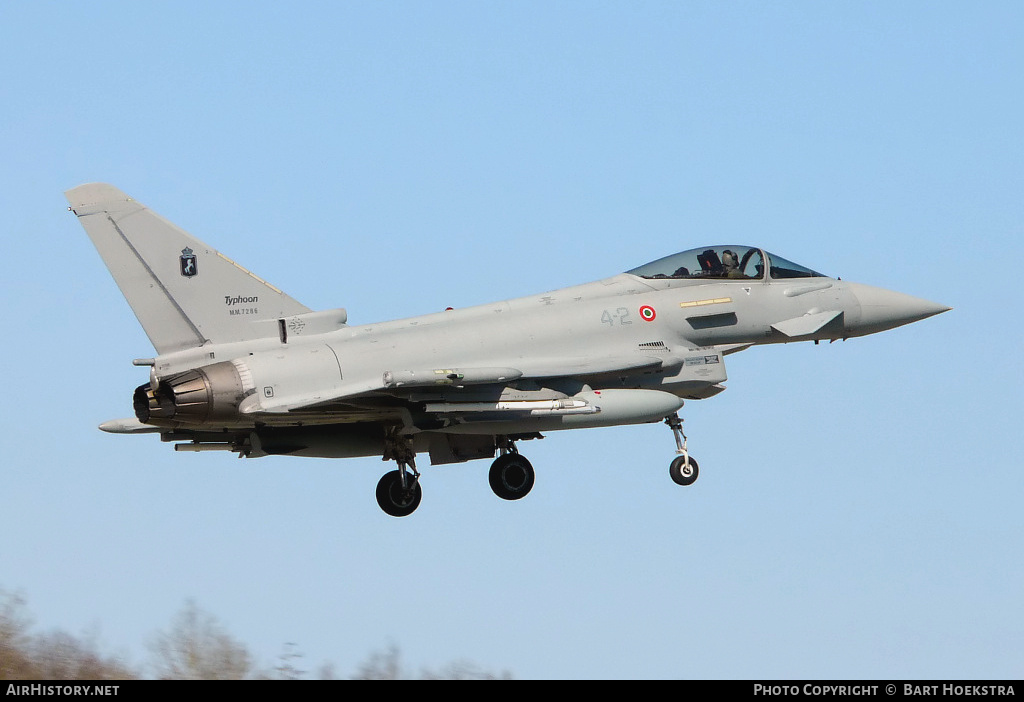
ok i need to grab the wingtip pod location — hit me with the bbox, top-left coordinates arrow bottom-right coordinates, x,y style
99,418 -> 161,434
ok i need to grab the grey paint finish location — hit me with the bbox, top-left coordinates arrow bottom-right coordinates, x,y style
67,185 -> 949,516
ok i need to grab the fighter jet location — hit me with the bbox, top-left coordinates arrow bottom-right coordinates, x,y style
66,183 -> 950,516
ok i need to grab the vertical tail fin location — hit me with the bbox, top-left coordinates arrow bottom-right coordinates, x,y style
66,183 -> 311,354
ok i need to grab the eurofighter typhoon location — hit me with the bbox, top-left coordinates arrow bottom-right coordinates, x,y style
67,184 -> 950,516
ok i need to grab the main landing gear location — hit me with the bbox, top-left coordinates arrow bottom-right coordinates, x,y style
375,432 -> 537,517
489,439 -> 535,501
376,428 -> 422,518
665,412 -> 699,486
376,468 -> 421,518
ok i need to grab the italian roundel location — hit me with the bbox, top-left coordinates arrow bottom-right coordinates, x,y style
639,305 -> 656,321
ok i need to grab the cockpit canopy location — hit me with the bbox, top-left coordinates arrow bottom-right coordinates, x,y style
626,246 -> 825,281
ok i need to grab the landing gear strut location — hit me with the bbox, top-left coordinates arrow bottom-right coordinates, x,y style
489,438 -> 535,501
665,412 -> 699,486
376,427 -> 422,517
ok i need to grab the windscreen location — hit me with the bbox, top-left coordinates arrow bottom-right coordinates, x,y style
766,252 -> 825,279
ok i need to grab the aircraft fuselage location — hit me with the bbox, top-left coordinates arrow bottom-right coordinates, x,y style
67,184 -> 949,515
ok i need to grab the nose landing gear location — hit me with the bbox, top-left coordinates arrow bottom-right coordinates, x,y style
665,412 -> 699,486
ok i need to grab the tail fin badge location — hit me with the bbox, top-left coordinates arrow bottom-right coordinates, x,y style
180,247 -> 198,278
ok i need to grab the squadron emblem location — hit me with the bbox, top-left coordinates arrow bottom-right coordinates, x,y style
180,247 -> 198,278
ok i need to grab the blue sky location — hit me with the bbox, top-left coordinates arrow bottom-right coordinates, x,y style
1,1 -> 1021,679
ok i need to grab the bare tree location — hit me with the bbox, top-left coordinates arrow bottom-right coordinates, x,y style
0,589 -> 35,679
1,589 -> 511,680
30,629 -> 135,680
421,659 -> 512,680
149,600 -> 254,680
273,641 -> 306,680
1,590 -> 134,680
353,644 -> 404,680
353,645 -> 511,680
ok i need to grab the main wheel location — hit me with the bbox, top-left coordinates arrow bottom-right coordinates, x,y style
489,453 -> 535,501
376,470 -> 422,517
669,455 -> 699,486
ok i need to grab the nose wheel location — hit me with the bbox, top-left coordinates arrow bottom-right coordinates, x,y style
669,454 -> 699,486
665,413 -> 699,486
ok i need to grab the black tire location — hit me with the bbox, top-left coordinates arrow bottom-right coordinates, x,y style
375,470 -> 422,517
489,453 -> 535,501
669,455 -> 699,486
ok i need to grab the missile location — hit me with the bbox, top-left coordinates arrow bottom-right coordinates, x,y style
425,397 -> 597,415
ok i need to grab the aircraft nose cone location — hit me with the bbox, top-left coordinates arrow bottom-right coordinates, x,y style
846,282 -> 951,335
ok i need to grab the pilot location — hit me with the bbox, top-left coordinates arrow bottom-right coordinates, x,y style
721,249 -> 743,278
